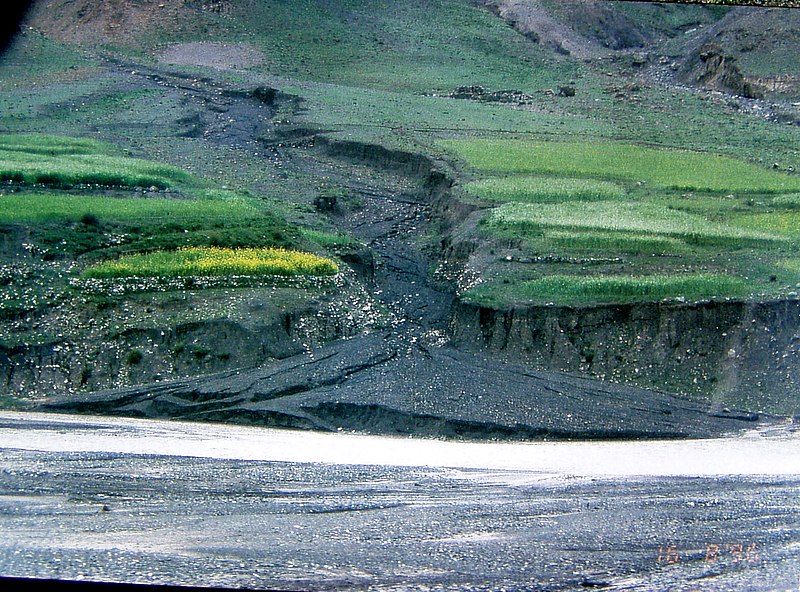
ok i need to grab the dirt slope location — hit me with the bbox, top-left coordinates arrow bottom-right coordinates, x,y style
481,0 -> 652,58
26,0 -> 228,46
673,6 -> 800,97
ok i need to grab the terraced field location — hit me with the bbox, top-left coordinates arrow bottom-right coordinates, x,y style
443,138 -> 800,306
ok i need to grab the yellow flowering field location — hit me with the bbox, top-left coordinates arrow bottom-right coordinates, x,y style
83,247 -> 339,279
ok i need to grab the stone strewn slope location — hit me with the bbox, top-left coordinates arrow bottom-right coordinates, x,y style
42,334 -> 765,440
450,299 -> 800,415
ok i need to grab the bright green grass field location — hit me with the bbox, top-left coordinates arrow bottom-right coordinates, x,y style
0,134 -> 107,155
449,137 -> 798,308
731,211 -> 800,237
465,176 -> 627,203
83,247 -> 339,279
0,135 -> 298,257
464,273 -> 753,308
443,139 -> 800,193
488,201 -> 781,246
0,193 -> 259,224
544,230 -> 688,255
0,134 -> 195,189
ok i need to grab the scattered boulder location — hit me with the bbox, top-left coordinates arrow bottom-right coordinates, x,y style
448,86 -> 537,105
450,85 -> 487,99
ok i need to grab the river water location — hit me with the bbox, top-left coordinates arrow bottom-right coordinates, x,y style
0,411 -> 799,591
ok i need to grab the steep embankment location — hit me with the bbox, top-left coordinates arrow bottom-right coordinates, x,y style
670,6 -> 800,99
44,333 -> 762,440
451,298 -> 800,415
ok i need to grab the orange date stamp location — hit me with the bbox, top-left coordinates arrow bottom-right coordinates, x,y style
657,542 -> 760,565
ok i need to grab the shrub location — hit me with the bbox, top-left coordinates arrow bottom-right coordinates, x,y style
126,349 -> 144,365
192,346 -> 211,360
80,213 -> 100,226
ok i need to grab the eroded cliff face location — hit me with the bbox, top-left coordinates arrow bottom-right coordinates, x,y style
450,298 -> 800,415
0,269 -> 386,399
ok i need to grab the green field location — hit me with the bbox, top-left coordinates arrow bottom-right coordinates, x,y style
443,139 -> 800,193
0,134 -> 107,155
488,201 -> 781,246
0,133 -> 304,259
731,211 -> 800,237
83,247 -> 339,279
446,137 -> 800,307
0,134 -> 195,189
544,230 -> 689,255
0,192 -> 258,224
465,176 -> 627,204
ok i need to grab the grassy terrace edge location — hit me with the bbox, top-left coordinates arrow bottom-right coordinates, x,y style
0,135 -> 196,189
465,176 -> 628,204
0,192 -> 260,223
463,273 -> 754,308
